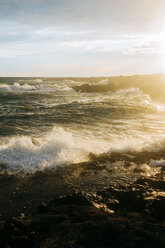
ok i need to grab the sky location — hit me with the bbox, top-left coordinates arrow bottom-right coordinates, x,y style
0,0 -> 165,77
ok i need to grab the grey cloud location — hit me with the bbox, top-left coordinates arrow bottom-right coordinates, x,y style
0,0 -> 164,76
0,0 -> 165,34
132,41 -> 159,50
130,41 -> 161,54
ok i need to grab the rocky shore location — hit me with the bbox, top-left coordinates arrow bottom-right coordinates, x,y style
0,162 -> 165,248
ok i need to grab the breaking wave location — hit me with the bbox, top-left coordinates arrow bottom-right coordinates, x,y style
1,126 -> 165,173
18,79 -> 43,83
0,128 -> 107,172
150,159 -> 165,167
0,83 -> 36,92
116,87 -> 143,95
0,82 -> 74,93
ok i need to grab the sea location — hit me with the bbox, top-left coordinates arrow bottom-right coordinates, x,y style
0,76 -> 165,185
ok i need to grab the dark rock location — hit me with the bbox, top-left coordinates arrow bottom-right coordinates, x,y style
1,188 -> 165,248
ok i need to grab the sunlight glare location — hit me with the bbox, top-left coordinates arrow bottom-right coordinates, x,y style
156,104 -> 165,111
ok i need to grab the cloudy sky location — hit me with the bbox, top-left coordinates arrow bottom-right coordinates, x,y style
0,0 -> 165,76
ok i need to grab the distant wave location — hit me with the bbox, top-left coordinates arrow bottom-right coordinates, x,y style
0,82 -> 74,93
72,76 -> 165,104
18,79 -> 43,83
71,85 -> 165,112
31,79 -> 43,83
116,87 -> 143,95
72,82 -> 148,94
59,87 -> 150,106
0,83 -> 36,92
73,82 -> 117,93
150,159 -> 165,167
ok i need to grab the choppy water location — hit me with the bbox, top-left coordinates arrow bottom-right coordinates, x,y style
1,77 -> 165,175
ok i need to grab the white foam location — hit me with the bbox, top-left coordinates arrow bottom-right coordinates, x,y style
115,88 -> 151,104
19,79 -> 43,83
0,83 -> 36,92
116,88 -> 143,95
100,79 -> 109,83
0,82 -> 74,93
107,135 -> 163,154
112,87 -> 165,112
0,84 -> 11,92
0,127 -> 107,172
53,84 -> 74,92
95,79 -> 109,85
1,125 -> 165,173
149,159 -> 165,167
33,79 -> 43,83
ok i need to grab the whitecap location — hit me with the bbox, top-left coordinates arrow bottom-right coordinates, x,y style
0,83 -> 36,92
149,159 -> 165,167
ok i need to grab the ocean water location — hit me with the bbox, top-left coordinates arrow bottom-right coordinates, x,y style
0,77 -> 165,178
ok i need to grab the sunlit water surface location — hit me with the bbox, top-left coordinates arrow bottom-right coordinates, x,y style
0,77 -> 165,185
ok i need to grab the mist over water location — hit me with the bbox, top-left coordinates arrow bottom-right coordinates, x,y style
1,76 -> 165,174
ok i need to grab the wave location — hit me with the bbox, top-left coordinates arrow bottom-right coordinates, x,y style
116,87 -> 143,95
18,79 -> 43,83
73,83 -> 147,96
53,84 -> 74,93
0,128 -> 105,172
0,82 -> 74,93
1,125 -> 165,173
150,159 -> 165,167
72,75 -> 165,104
0,83 -> 37,92
70,87 -> 165,113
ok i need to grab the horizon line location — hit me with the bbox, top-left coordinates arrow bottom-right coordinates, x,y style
0,73 -> 164,79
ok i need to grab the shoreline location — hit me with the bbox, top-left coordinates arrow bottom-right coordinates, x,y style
0,154 -> 165,247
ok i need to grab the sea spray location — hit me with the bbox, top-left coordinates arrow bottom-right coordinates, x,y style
1,125 -> 165,173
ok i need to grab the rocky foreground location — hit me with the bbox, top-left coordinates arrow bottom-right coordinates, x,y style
0,174 -> 165,248
0,151 -> 165,248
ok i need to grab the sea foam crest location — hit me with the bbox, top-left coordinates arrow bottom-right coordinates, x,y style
0,83 -> 36,92
150,159 -> 165,167
19,79 -> 43,83
0,82 -> 74,93
1,126 -> 165,173
116,87 -> 143,95
0,128 -> 93,172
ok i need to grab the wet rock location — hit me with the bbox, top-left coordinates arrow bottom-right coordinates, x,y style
0,188 -> 165,248
150,196 -> 165,219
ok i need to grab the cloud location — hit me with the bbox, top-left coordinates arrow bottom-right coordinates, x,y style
1,0 -> 165,33
0,0 -> 165,76
131,41 -> 160,54
1,0 -> 165,43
